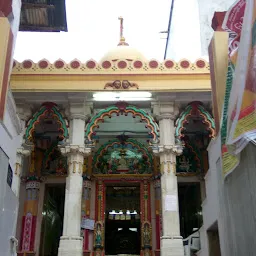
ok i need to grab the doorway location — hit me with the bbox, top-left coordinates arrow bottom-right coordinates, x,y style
105,185 -> 141,255
39,184 -> 65,256
178,183 -> 202,238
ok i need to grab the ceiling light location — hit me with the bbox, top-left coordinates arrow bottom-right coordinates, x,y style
92,92 -> 152,101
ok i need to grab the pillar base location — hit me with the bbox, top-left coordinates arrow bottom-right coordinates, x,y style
58,236 -> 83,256
161,236 -> 184,256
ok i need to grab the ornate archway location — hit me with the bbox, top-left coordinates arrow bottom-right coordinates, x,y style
24,102 -> 68,144
176,142 -> 202,176
175,101 -> 215,140
85,102 -> 159,145
93,138 -> 153,175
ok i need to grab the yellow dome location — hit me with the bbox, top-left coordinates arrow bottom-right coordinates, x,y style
100,44 -> 147,62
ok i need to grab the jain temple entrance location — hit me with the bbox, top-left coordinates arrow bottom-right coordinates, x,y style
14,18 -> 215,256
104,185 -> 141,255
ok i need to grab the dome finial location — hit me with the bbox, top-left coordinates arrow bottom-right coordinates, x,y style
118,16 -> 129,46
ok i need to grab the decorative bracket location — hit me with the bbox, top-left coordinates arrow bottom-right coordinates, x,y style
152,144 -> 183,156
60,144 -> 91,156
15,147 -> 31,176
104,80 -> 139,90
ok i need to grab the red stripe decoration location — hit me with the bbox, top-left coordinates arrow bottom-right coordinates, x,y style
21,213 -> 33,251
83,229 -> 89,250
147,182 -> 151,221
156,215 -> 160,249
30,216 -> 37,251
20,214 -> 37,252
102,184 -> 106,221
140,182 -> 145,222
95,182 -> 99,221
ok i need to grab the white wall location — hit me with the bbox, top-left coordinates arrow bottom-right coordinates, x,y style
9,0 -> 22,56
216,143 -> 256,256
198,135 -> 221,256
200,133 -> 256,256
0,92 -> 23,256
0,1 -> 23,255
202,137 -> 220,229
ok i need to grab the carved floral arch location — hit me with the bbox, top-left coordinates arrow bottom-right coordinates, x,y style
25,102 -> 69,143
85,102 -> 159,144
93,138 -> 153,174
175,101 -> 215,140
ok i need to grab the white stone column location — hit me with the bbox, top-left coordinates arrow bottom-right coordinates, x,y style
58,102 -> 92,256
153,102 -> 184,256
12,104 -> 32,197
12,147 -> 30,197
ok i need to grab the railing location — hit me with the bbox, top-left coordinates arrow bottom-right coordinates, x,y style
183,229 -> 201,256
22,0 -> 54,5
19,0 -> 67,32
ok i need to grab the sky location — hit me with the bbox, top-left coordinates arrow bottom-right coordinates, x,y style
14,0 -> 172,62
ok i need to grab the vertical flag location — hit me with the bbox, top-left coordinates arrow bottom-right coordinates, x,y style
220,0 -> 256,178
220,0 -> 245,178
227,0 -> 256,152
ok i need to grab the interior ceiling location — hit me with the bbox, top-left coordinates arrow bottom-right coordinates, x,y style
183,116 -> 210,134
15,91 -> 212,149
13,91 -> 212,107
34,114 -> 61,142
93,112 -> 151,150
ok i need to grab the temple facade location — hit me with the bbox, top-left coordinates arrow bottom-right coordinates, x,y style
2,1 -> 255,256
10,27 -> 215,256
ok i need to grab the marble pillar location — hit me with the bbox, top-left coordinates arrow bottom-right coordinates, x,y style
19,147 -> 42,254
153,103 -> 184,256
58,103 -> 92,256
20,177 -> 41,253
58,145 -> 87,256
12,147 -> 30,198
13,104 -> 32,198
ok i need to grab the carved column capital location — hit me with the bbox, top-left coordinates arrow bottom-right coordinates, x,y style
156,113 -> 176,121
151,102 -> 179,121
66,102 -> 93,121
16,103 -> 33,122
15,147 -> 31,176
153,144 -> 183,156
60,145 -> 91,156
61,145 -> 91,175
17,147 -> 31,157
25,180 -> 41,190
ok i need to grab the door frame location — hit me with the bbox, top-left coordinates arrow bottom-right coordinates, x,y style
93,175 -> 152,256
35,177 -> 66,256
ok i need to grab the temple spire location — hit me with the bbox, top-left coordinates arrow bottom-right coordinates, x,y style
118,16 -> 129,46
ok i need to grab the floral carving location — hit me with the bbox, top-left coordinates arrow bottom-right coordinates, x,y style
104,80 -> 139,90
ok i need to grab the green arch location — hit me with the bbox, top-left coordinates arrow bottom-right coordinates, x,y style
93,138 -> 153,174
25,102 -> 68,143
85,103 -> 159,144
175,101 -> 215,140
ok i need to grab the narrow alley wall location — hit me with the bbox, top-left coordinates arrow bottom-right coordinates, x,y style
217,143 -> 256,256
